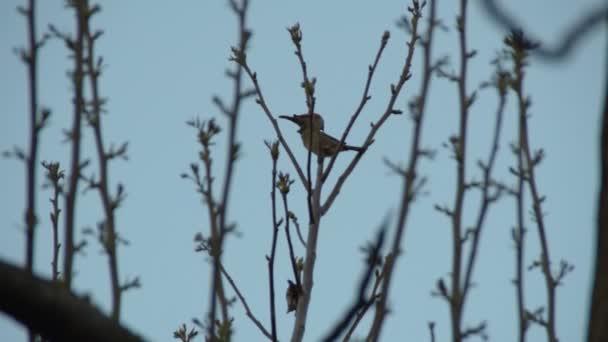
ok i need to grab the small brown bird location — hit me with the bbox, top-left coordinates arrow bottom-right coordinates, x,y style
279,113 -> 364,158
286,280 -> 303,313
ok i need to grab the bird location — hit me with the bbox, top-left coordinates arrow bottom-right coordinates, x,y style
285,280 -> 300,313
279,113 -> 364,158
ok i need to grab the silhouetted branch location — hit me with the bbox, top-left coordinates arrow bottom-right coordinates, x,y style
204,0 -> 253,338
366,1 -> 432,339
0,260 -> 144,342
219,264 -> 273,340
82,0 -> 128,321
265,140 -> 280,341
321,224 -> 386,342
236,54 -> 308,191
42,161 -> 64,281
508,29 -> 560,342
58,0 -> 87,291
461,61 -> 508,307
279,174 -> 301,289
321,1 -> 424,216
480,0 -> 608,60
287,23 -> 318,225
587,27 -> 608,342
446,0 -> 475,339
184,117 -> 230,334
322,30 -> 391,183
428,322 -> 436,342
18,0 -> 48,277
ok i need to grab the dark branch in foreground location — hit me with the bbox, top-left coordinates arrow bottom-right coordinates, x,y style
0,260 -> 143,342
321,223 -> 387,342
587,28 -> 608,342
480,0 -> 608,60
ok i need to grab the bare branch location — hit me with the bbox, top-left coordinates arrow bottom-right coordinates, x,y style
367,1 -> 433,339
321,30 -> 391,183
219,264 -> 273,340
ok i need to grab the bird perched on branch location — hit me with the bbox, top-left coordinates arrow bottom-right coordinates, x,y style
279,113 -> 364,158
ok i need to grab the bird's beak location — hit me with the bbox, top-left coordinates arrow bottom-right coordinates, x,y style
279,115 -> 302,126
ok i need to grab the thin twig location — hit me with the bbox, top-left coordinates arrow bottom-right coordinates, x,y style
62,0 -> 87,290
460,70 -> 508,308
447,1 -> 472,340
21,0 -> 41,277
282,189 -> 301,288
21,2 -> 44,329
321,226 -> 386,342
505,30 -> 537,342
208,1 -> 251,337
219,264 -> 274,340
287,23 -> 317,224
82,0 -> 124,321
289,213 -> 307,247
42,161 -> 64,281
322,30 -> 391,183
428,322 -> 436,342
265,141 -> 280,341
510,30 -> 558,342
514,138 -> 527,342
366,1 -> 430,340
342,268 -> 384,342
320,2 -> 422,216
240,64 -> 308,190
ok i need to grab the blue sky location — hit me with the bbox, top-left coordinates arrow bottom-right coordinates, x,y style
0,1 -> 606,341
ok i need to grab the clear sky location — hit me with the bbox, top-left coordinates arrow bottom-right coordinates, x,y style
0,1 -> 606,341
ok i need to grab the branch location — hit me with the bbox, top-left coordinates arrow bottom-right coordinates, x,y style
441,0 -> 480,339
207,0 -> 251,337
0,260 -> 144,342
480,0 -> 608,60
291,154 -> 324,342
587,26 -> 608,342
321,2 -> 423,216
321,30 -> 391,183
42,161 -> 64,281
265,140 -> 280,341
366,1 -> 432,339
219,264 -> 273,340
287,23 -> 317,224
281,183 -> 301,289
20,0 -> 46,276
239,60 -> 308,191
461,64 -> 508,306
82,0 -> 126,321
321,224 -> 387,342
508,29 -> 558,342
62,0 -> 87,290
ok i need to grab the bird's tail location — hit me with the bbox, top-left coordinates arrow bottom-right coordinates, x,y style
343,144 -> 364,152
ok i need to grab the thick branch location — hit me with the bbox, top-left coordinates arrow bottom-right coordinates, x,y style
587,29 -> 608,342
0,260 -> 143,342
